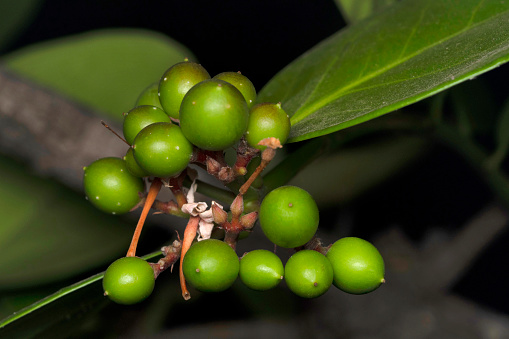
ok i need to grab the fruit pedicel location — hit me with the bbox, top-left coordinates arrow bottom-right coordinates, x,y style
83,59 -> 385,304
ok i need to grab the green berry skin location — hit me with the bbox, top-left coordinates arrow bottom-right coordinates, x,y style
182,239 -> 239,292
123,105 -> 171,145
180,79 -> 249,151
102,257 -> 155,305
326,237 -> 385,294
83,157 -> 144,215
259,186 -> 319,248
123,147 -> 150,178
239,250 -> 284,291
213,72 -> 257,108
284,250 -> 333,298
136,82 -> 164,110
158,61 -> 211,119
245,102 -> 291,150
133,122 -> 193,178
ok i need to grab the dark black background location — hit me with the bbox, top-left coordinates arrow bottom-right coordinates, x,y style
5,0 -> 509,323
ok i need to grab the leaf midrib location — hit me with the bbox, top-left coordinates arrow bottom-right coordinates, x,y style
290,1 -> 505,125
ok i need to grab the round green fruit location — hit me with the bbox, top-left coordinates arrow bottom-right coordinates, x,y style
246,102 -> 291,150
182,239 -> 239,292
123,147 -> 150,178
133,122 -> 193,178
239,250 -> 284,291
180,79 -> 249,151
136,82 -> 164,110
284,250 -> 333,298
103,257 -> 155,305
326,237 -> 385,294
83,157 -> 144,215
158,61 -> 211,119
259,186 -> 319,248
122,105 -> 171,145
213,71 -> 257,108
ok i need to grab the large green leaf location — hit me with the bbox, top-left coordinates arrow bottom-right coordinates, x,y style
258,0 -> 509,143
0,157 -> 133,289
2,29 -> 192,121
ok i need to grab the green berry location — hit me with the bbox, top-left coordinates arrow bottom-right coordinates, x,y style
239,250 -> 284,291
213,71 -> 257,108
284,250 -> 333,298
133,122 -> 193,178
259,186 -> 319,248
102,257 -> 155,305
246,102 -> 291,150
136,82 -> 164,110
123,147 -> 150,178
182,239 -> 239,292
122,105 -> 171,145
158,61 -> 211,119
180,79 -> 249,151
83,157 -> 144,215
326,237 -> 385,294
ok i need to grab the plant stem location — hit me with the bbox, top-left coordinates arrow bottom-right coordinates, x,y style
126,178 -> 163,257
179,216 -> 200,300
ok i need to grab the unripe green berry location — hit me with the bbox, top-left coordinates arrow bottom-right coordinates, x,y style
326,237 -> 385,294
284,250 -> 333,298
246,102 -> 291,150
123,147 -> 150,178
83,157 -> 144,215
180,79 -> 249,151
259,186 -> 319,248
158,61 -> 211,119
123,105 -> 171,145
239,250 -> 284,291
133,122 -> 193,178
102,257 -> 155,305
136,82 -> 164,110
213,71 -> 257,108
182,239 -> 239,292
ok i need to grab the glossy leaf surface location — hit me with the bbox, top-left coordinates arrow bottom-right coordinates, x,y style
258,0 -> 509,143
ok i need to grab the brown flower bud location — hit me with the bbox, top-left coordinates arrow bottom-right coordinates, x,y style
240,211 -> 258,230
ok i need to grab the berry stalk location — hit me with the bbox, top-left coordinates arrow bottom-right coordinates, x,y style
126,178 -> 163,257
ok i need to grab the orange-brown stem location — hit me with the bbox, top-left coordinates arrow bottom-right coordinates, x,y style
126,178 -> 163,257
179,216 -> 200,300
239,160 -> 268,195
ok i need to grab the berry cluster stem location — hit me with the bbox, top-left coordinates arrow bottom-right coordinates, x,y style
179,216 -> 200,300
126,178 -> 163,257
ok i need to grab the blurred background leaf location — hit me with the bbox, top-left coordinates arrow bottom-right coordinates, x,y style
0,157 -> 134,290
334,0 -> 397,24
2,29 -> 193,120
0,0 -> 43,52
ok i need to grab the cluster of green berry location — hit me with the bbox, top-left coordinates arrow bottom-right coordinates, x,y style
182,186 -> 385,299
82,59 -> 384,305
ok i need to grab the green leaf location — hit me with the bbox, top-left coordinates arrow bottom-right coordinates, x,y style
0,157 -> 133,289
2,29 -> 193,121
258,0 -> 509,143
0,251 -> 161,336
0,0 -> 43,52
335,0 -> 397,24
